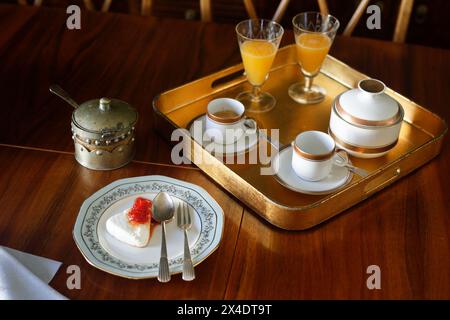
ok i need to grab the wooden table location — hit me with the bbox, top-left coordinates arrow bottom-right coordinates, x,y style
0,4 -> 449,299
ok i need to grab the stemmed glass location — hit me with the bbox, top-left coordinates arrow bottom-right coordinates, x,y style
289,12 -> 339,104
236,19 -> 284,113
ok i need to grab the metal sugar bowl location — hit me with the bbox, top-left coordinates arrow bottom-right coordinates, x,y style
50,85 -> 138,170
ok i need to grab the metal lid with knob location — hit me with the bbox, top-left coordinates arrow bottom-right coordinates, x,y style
72,97 -> 138,135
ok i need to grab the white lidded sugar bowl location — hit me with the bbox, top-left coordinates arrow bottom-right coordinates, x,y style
329,79 -> 404,158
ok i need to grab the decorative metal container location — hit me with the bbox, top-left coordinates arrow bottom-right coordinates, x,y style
71,97 -> 138,170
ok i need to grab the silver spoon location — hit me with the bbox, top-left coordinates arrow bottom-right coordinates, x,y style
152,192 -> 175,283
49,84 -> 80,109
334,151 -> 368,178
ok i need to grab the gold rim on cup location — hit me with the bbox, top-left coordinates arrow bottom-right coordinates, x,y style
206,111 -> 243,124
292,132 -> 336,161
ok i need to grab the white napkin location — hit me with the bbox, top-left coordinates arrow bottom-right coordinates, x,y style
0,246 -> 67,300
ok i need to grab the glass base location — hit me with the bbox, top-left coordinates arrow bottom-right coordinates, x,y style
288,81 -> 326,104
236,91 -> 275,113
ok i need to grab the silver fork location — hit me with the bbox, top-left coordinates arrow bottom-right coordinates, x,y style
177,202 -> 195,281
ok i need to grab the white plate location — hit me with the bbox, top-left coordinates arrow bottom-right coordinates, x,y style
73,175 -> 224,279
189,115 -> 258,155
272,147 -> 353,195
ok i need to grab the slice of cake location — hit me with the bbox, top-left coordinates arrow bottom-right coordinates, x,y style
106,197 -> 153,247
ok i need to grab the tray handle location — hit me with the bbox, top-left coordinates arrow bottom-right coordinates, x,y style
207,64 -> 245,92
363,167 -> 401,195
211,68 -> 245,89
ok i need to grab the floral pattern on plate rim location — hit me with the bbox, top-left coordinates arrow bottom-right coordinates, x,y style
76,178 -> 219,274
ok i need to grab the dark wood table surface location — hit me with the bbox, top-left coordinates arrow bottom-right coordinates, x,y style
0,4 -> 449,299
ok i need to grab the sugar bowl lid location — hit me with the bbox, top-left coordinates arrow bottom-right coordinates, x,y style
335,79 -> 403,127
72,98 -> 138,135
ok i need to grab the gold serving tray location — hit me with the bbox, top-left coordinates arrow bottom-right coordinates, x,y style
153,44 -> 447,230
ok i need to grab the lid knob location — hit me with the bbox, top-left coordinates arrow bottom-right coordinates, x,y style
99,98 -> 111,112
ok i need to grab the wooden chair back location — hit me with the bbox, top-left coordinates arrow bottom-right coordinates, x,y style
17,0 -> 43,5
272,0 -> 415,43
17,0 -> 259,23
141,0 -> 258,22
18,0 -> 413,42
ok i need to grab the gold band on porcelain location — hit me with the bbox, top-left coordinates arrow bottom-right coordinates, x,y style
329,129 -> 398,154
293,142 -> 335,161
207,111 -> 243,124
335,95 -> 403,127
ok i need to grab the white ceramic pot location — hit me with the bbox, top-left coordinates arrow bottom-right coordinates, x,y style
329,79 -> 404,158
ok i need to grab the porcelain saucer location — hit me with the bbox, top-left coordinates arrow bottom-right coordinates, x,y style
272,146 -> 353,195
189,115 -> 258,155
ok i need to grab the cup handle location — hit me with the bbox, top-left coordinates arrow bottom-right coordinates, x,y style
243,117 -> 258,134
335,149 -> 349,162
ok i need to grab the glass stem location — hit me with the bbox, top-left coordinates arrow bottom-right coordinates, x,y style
304,76 -> 313,92
251,85 -> 262,102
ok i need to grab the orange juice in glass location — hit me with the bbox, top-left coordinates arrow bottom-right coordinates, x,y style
296,33 -> 331,75
240,41 -> 277,86
289,12 -> 339,104
236,19 -> 284,113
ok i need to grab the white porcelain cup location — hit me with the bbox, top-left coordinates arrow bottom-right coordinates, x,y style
291,131 -> 336,181
205,98 -> 255,144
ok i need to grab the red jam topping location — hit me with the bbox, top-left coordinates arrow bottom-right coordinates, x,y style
127,197 -> 152,224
